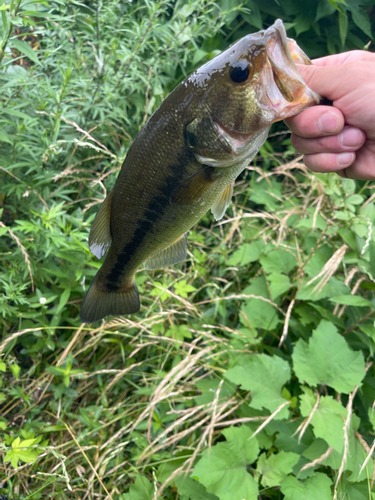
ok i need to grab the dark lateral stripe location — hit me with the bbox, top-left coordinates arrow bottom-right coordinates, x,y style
105,165 -> 188,291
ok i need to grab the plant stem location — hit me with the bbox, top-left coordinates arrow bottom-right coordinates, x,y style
0,0 -> 23,67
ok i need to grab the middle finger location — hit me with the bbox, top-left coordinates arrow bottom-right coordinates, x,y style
291,126 -> 365,155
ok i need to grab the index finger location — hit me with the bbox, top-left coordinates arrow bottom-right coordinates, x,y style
284,105 -> 345,138
296,61 -> 375,101
310,51 -> 375,67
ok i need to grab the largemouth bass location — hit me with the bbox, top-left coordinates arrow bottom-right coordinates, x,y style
80,19 -> 320,323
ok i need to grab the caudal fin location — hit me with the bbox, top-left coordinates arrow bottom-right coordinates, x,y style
80,278 -> 140,323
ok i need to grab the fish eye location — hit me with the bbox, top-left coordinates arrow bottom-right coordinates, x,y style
229,61 -> 250,83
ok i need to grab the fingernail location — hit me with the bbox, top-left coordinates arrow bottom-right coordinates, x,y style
338,152 -> 355,166
339,128 -> 363,148
318,112 -> 340,134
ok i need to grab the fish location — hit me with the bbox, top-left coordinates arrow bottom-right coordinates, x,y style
80,19 -> 320,323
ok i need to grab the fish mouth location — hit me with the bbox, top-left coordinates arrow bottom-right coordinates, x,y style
263,19 -> 321,119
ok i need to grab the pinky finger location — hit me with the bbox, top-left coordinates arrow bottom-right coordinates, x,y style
303,152 -> 356,173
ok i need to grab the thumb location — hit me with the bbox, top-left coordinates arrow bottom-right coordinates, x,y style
297,62 -> 374,102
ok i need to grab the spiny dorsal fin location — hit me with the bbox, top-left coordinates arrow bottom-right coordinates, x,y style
89,190 -> 113,259
145,233 -> 187,270
211,182 -> 234,221
172,167 -> 220,205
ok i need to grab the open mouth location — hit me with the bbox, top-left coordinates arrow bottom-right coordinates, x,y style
264,20 -> 320,113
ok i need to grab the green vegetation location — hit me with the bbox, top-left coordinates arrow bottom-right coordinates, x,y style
1,1 -> 375,499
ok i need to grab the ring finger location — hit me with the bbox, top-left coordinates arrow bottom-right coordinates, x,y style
303,151 -> 356,173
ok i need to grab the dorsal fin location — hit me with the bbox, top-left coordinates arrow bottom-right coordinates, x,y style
145,233 -> 187,270
211,182 -> 234,221
89,190 -> 113,259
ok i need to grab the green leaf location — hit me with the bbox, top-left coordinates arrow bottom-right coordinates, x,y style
346,194 -> 364,206
10,363 -> 21,380
242,0 -> 262,29
4,437 -> 39,468
300,389 -> 346,452
330,295 -> 373,307
123,475 -> 154,500
193,426 -> 259,500
268,273 -> 291,300
192,49 -> 207,65
225,354 -> 291,416
348,5 -> 372,38
344,481 -> 375,500
19,10 -> 51,17
57,287 -> 71,314
280,473 -> 332,500
257,450 -> 299,488
0,130 -> 13,144
292,319 -> 365,393
295,207 -> 327,231
338,10 -> 348,46
227,241 -> 264,266
316,0 -> 336,22
174,279 -> 196,298
195,378 -> 235,406
241,277 -> 279,331
369,408 -> 375,432
11,39 -> 40,65
369,240 -> 375,278
4,448 -> 20,468
268,418 -> 314,454
260,249 -> 297,274
297,277 -> 350,301
0,108 -> 31,119
175,476 -> 219,500
293,14 -> 311,36
221,426 -> 259,464
240,298 -> 279,331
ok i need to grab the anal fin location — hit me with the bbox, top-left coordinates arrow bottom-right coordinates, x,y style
145,233 -> 187,270
211,182 -> 234,221
89,190 -> 113,259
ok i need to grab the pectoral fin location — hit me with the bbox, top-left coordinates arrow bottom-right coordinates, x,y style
89,190 -> 113,259
172,167 -> 220,205
145,233 -> 187,270
211,182 -> 234,221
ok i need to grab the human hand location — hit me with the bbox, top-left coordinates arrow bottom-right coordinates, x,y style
284,51 -> 375,180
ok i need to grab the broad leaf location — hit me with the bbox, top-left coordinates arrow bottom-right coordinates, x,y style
268,272 -> 291,300
193,426 -> 259,500
227,241 -> 264,266
330,295 -> 373,307
257,450 -> 299,488
225,354 -> 291,416
300,389 -> 346,453
123,475 -> 154,500
280,473 -> 332,500
175,476 -> 219,500
260,249 -> 297,274
292,320 -> 365,393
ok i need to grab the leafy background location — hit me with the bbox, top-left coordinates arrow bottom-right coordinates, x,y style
0,0 -> 375,499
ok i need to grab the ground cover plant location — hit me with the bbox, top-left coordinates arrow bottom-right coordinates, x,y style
0,0 -> 375,498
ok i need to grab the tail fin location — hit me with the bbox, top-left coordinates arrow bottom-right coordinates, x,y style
80,278 -> 140,323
